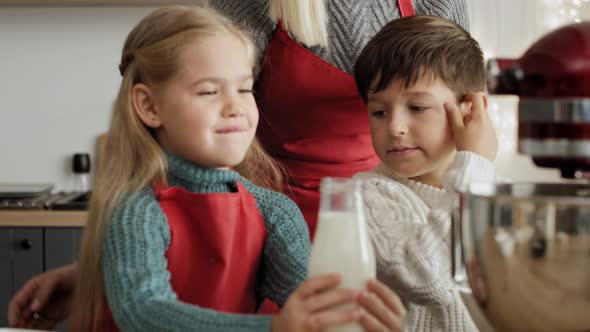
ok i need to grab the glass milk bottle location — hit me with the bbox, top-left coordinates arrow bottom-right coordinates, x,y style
307,177 -> 376,332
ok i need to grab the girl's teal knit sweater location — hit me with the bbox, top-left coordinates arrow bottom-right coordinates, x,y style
102,154 -> 310,331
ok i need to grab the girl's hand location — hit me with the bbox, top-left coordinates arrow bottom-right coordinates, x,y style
272,274 -> 362,332
358,279 -> 406,332
445,92 -> 498,162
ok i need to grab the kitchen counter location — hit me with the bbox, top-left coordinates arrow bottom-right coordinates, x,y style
0,210 -> 87,227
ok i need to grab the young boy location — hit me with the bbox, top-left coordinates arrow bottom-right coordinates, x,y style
353,15 -> 498,331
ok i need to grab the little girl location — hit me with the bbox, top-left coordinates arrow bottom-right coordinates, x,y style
68,5 -> 404,332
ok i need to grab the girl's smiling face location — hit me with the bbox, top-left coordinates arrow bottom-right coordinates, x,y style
135,34 -> 258,168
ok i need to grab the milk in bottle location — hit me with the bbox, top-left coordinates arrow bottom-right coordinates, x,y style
307,177 -> 376,332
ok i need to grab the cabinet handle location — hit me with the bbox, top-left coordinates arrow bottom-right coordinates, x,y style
20,239 -> 33,250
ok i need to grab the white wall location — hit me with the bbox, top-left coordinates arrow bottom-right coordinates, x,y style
0,7 -> 155,191
1,3 -> 587,190
467,0 -> 590,58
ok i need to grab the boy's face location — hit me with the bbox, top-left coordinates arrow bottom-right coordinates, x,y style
366,75 -> 457,187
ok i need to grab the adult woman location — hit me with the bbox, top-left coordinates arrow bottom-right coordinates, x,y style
213,0 -> 468,236
8,0 -> 468,330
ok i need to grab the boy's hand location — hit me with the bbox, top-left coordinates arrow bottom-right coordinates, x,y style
358,279 -> 405,332
272,274 -> 361,332
445,92 -> 498,161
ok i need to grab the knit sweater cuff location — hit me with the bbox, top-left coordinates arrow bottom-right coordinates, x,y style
444,152 -> 496,192
436,152 -> 496,211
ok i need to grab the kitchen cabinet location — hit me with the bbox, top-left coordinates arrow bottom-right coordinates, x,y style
45,228 -> 83,271
0,227 -> 82,329
0,228 -> 44,327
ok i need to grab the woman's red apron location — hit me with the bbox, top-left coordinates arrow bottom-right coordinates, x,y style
103,181 -> 267,330
256,0 -> 415,239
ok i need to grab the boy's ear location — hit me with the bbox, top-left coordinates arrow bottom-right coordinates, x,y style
131,83 -> 162,128
458,100 -> 472,117
482,94 -> 489,110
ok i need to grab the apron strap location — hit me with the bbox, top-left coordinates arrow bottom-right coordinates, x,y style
277,19 -> 286,32
397,0 -> 416,17
152,179 -> 168,197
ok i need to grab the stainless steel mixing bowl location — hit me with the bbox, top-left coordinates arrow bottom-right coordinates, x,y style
453,183 -> 590,332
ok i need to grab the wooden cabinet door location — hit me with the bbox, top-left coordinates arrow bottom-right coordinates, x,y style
44,228 -> 83,270
44,228 -> 83,331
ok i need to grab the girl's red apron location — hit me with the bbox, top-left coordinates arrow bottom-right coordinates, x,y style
157,181 -> 267,311
103,181 -> 267,330
256,0 -> 415,239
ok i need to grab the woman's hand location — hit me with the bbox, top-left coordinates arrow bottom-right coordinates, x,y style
8,263 -> 77,329
445,92 -> 498,162
272,274 -> 362,332
358,279 -> 406,332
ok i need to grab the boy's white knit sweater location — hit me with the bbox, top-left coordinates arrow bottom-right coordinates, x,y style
354,151 -> 496,332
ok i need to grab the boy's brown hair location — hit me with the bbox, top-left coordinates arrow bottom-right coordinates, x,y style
354,15 -> 486,102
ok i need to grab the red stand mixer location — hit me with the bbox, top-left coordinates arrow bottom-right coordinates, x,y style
489,22 -> 590,178
452,23 -> 590,332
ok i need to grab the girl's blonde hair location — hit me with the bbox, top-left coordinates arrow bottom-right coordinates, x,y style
69,5 -> 283,331
270,0 -> 328,48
